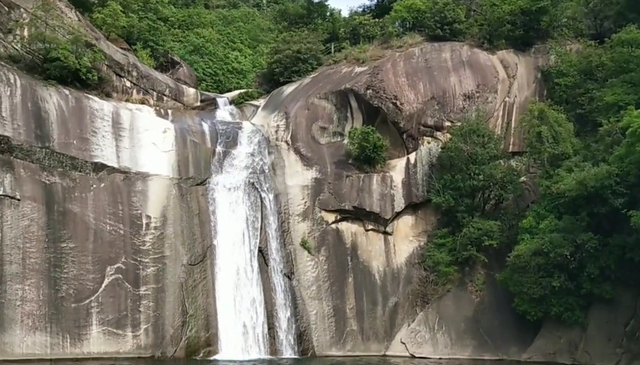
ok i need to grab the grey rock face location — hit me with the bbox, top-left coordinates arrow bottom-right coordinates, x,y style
0,159 -> 215,358
0,63 -> 218,359
0,64 -> 216,180
251,41 -> 542,356
164,54 -> 199,89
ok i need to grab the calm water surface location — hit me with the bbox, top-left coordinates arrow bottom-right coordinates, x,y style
0,358 -> 551,365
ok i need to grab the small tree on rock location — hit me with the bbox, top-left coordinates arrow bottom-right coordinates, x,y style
346,126 -> 389,171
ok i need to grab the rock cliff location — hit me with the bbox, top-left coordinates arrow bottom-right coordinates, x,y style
249,41 -> 640,365
0,63 -> 218,358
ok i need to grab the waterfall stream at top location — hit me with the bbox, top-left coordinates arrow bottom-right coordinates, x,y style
207,97 -> 297,360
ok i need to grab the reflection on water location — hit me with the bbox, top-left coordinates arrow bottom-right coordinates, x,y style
0,357 -> 554,365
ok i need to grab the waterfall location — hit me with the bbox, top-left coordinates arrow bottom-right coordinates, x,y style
207,98 -> 298,360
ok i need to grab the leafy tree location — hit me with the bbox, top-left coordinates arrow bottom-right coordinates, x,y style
544,26 -> 640,137
346,126 -> 390,171
430,117 -> 522,229
520,102 -> 578,171
424,116 -> 522,285
472,0 -> 556,50
260,31 -> 324,90
9,0 -> 106,89
342,14 -> 386,45
387,0 -> 467,41
500,30 -> 640,324
90,1 -> 127,38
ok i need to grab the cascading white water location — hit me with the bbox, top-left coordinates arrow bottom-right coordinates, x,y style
254,132 -> 299,358
208,98 -> 297,359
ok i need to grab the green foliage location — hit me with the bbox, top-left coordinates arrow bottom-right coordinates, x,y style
55,0 -> 640,96
423,117 -> 522,287
469,0 -> 562,50
58,0 -> 640,95
430,117 -> 522,228
232,89 -> 266,105
300,237 -> 314,255
260,31 -> 325,90
544,26 -> 640,137
341,14 -> 387,45
90,1 -> 127,38
387,0 -> 467,41
10,0 -> 106,89
499,207 -> 613,324
133,45 -> 157,69
520,102 -> 578,170
499,26 -> 640,325
85,0 -> 275,93
346,126 -> 390,171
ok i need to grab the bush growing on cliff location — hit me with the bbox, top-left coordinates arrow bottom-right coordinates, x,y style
346,126 -> 390,171
9,0 -> 106,89
232,89 -> 266,105
423,116 -> 522,287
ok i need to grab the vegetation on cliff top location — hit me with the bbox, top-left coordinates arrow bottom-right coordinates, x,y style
9,0 -> 637,94
5,0 -> 108,90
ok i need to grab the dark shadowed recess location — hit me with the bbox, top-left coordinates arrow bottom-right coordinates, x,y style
331,89 -> 407,159
0,135 -> 111,175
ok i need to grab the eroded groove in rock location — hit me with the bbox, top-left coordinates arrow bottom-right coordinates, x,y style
0,135 -> 113,175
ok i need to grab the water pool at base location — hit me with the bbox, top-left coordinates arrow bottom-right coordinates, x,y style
0,358 -> 557,365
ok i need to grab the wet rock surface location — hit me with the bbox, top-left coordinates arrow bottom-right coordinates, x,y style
0,63 -> 218,359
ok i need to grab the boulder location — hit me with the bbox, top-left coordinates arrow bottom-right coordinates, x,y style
163,53 -> 198,89
251,41 -> 544,356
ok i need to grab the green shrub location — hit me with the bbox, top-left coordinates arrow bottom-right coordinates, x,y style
32,33 -> 106,89
387,0 -> 467,41
300,237 -> 313,255
422,116 -> 522,291
133,45 -> 157,69
346,126 -> 389,171
260,31 -> 325,90
10,0 -> 106,90
471,0 -> 555,50
232,89 -> 265,105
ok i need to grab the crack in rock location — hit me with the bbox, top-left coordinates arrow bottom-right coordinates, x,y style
322,201 -> 430,235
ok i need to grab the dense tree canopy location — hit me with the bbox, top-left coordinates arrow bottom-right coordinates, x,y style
29,0 -> 636,93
